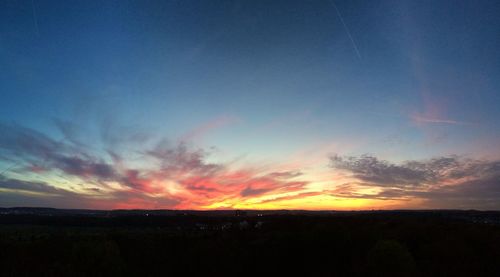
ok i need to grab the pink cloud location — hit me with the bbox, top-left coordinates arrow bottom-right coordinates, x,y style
180,115 -> 240,142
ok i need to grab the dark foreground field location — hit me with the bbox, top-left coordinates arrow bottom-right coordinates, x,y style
1,209 -> 500,277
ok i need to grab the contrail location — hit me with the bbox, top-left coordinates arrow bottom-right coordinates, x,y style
31,0 -> 40,36
329,0 -> 361,59
0,161 -> 20,176
411,115 -> 471,125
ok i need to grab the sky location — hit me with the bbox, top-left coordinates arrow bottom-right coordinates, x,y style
1,0 -> 500,210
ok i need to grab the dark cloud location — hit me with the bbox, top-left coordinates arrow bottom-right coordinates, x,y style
0,175 -> 68,195
329,154 -> 500,209
330,154 -> 431,186
0,123 -> 64,160
147,141 -> 223,177
267,171 -> 303,179
330,154 -> 500,187
240,186 -> 273,197
53,156 -> 117,180
0,123 -> 119,183
0,175 -> 98,208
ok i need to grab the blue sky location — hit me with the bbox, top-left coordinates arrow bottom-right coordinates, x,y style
1,0 -> 500,209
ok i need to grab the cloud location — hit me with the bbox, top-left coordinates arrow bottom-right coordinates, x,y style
0,174 -> 181,209
237,172 -> 307,198
0,123 -> 119,182
330,154 -> 500,187
241,186 -> 272,197
0,175 -> 70,196
147,141 -> 223,178
330,154 -> 431,187
257,191 -> 323,204
0,123 -> 67,160
99,117 -> 152,150
0,122 -> 310,209
0,175 -> 100,208
53,118 -> 86,147
53,156 -> 118,180
171,169 -> 308,208
329,154 -> 500,208
3,120 -> 498,210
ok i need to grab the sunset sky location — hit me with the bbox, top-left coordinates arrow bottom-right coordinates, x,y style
1,0 -> 500,210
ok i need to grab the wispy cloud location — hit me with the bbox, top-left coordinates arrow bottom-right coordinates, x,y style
180,115 -> 240,142
410,114 -> 470,126
2,121 -> 499,210
0,122 -> 309,209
